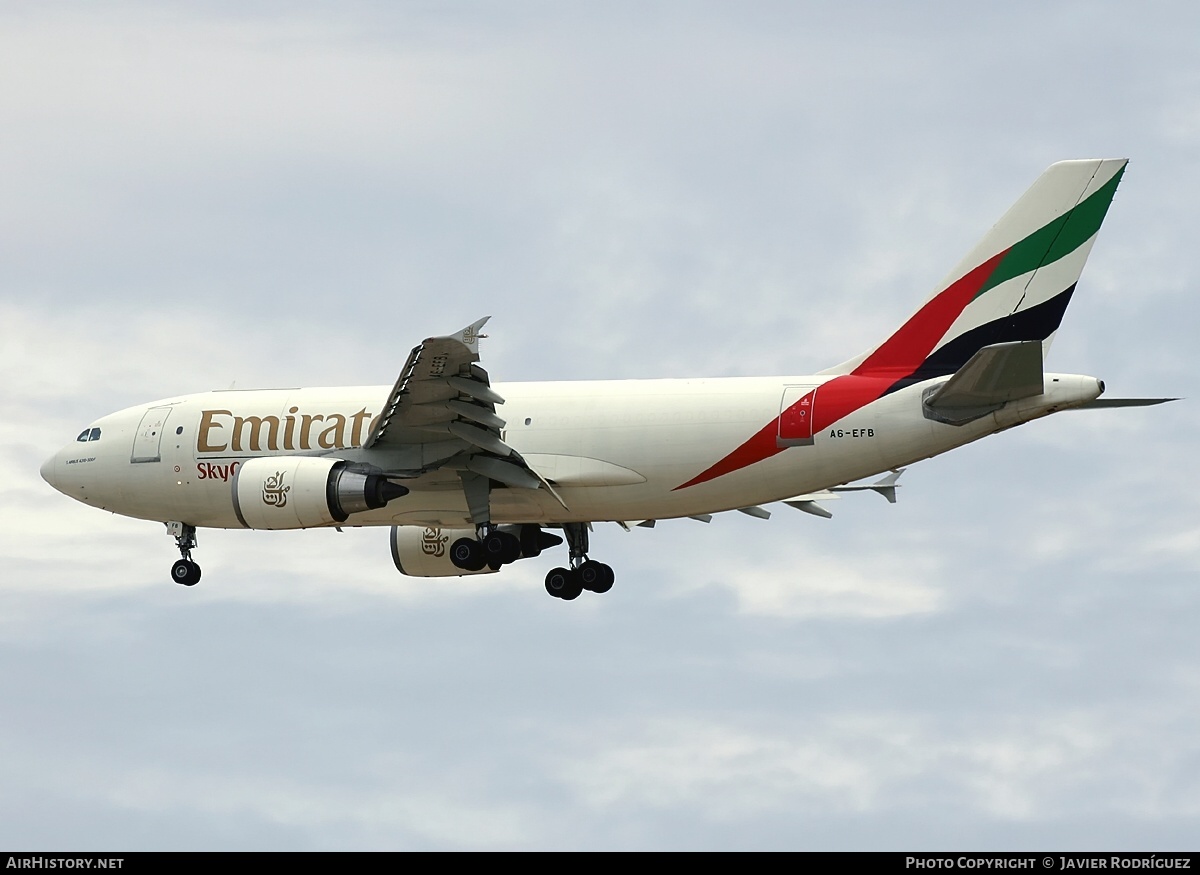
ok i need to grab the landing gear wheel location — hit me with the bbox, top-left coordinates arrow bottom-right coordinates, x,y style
171,559 -> 201,586
545,567 -> 569,598
545,567 -> 583,600
578,560 -> 607,592
449,537 -> 486,572
484,530 -> 521,568
167,522 -> 200,585
579,560 -> 614,594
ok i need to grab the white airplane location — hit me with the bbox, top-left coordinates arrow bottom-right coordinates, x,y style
41,158 -> 1172,600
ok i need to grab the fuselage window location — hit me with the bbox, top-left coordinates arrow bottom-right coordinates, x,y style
88,428 -> 101,441
76,429 -> 91,442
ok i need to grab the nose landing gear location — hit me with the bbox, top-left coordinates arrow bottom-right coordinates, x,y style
166,521 -> 201,586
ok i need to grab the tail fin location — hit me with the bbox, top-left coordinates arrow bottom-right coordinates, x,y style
822,159 -> 1127,386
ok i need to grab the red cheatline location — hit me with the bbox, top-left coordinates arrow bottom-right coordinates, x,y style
675,251 -> 1007,490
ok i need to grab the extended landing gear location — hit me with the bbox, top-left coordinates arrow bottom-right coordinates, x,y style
166,521 -> 201,586
171,559 -> 201,586
449,527 -> 523,572
449,523 -> 568,575
449,471 -> 526,572
484,529 -> 522,569
543,523 -> 614,600
544,560 -> 614,600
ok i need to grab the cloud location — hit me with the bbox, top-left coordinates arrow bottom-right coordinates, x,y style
680,542 -> 946,620
1,0 -> 1197,851
555,706 -> 1200,834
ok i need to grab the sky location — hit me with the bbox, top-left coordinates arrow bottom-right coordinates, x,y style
1,0 -> 1197,851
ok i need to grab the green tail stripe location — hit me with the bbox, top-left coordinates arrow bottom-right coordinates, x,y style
975,164 -> 1125,300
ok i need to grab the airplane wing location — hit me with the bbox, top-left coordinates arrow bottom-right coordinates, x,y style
365,317 -> 496,448
360,318 -> 551,494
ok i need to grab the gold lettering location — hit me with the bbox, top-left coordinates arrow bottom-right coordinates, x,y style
300,414 -> 324,450
198,409 -> 231,453
284,406 -> 299,450
318,414 -> 347,449
200,408 -> 374,453
350,408 -> 372,446
232,416 -> 281,452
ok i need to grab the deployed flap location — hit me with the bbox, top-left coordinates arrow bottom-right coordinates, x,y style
927,340 -> 1043,409
366,317 -> 493,448
521,454 -> 647,487
359,318 -> 553,500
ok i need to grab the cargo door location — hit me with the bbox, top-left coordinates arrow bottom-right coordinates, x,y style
778,386 -> 817,447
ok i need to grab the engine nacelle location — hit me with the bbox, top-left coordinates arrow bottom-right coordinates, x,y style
390,524 -> 565,577
391,526 -> 498,577
233,456 -> 408,530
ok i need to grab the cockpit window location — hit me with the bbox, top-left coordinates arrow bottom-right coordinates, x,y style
89,427 -> 101,442
77,428 -> 102,442
77,429 -> 91,442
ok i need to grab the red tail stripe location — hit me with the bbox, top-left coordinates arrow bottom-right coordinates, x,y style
853,250 -> 1007,377
675,250 -> 1009,490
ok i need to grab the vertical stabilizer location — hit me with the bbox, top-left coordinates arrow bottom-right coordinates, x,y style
822,159 -> 1127,385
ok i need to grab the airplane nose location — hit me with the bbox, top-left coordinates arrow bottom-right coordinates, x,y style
40,452 -> 59,490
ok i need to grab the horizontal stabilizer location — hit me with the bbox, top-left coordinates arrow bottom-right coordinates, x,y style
927,341 -> 1044,409
1075,397 -> 1180,409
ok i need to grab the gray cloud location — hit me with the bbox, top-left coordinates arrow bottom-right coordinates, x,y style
1,1 -> 1196,850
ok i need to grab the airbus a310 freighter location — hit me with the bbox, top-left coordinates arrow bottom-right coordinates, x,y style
41,159 -> 1172,600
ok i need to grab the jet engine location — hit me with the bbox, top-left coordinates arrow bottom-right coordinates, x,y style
391,526 -> 498,577
391,524 -> 564,577
232,457 -> 408,530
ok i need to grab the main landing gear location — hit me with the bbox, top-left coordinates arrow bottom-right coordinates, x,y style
449,527 -> 523,572
448,471 -> 528,572
167,521 -> 201,586
445,520 -> 616,600
450,471 -> 613,599
544,523 -> 614,601
448,523 -> 562,572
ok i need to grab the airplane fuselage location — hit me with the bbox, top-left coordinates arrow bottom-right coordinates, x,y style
42,372 -> 1103,530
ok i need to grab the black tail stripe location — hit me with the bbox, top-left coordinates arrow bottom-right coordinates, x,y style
882,284 -> 1077,397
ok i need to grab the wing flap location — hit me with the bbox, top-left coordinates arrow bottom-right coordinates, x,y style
366,317 -> 492,448
358,318 -> 552,510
